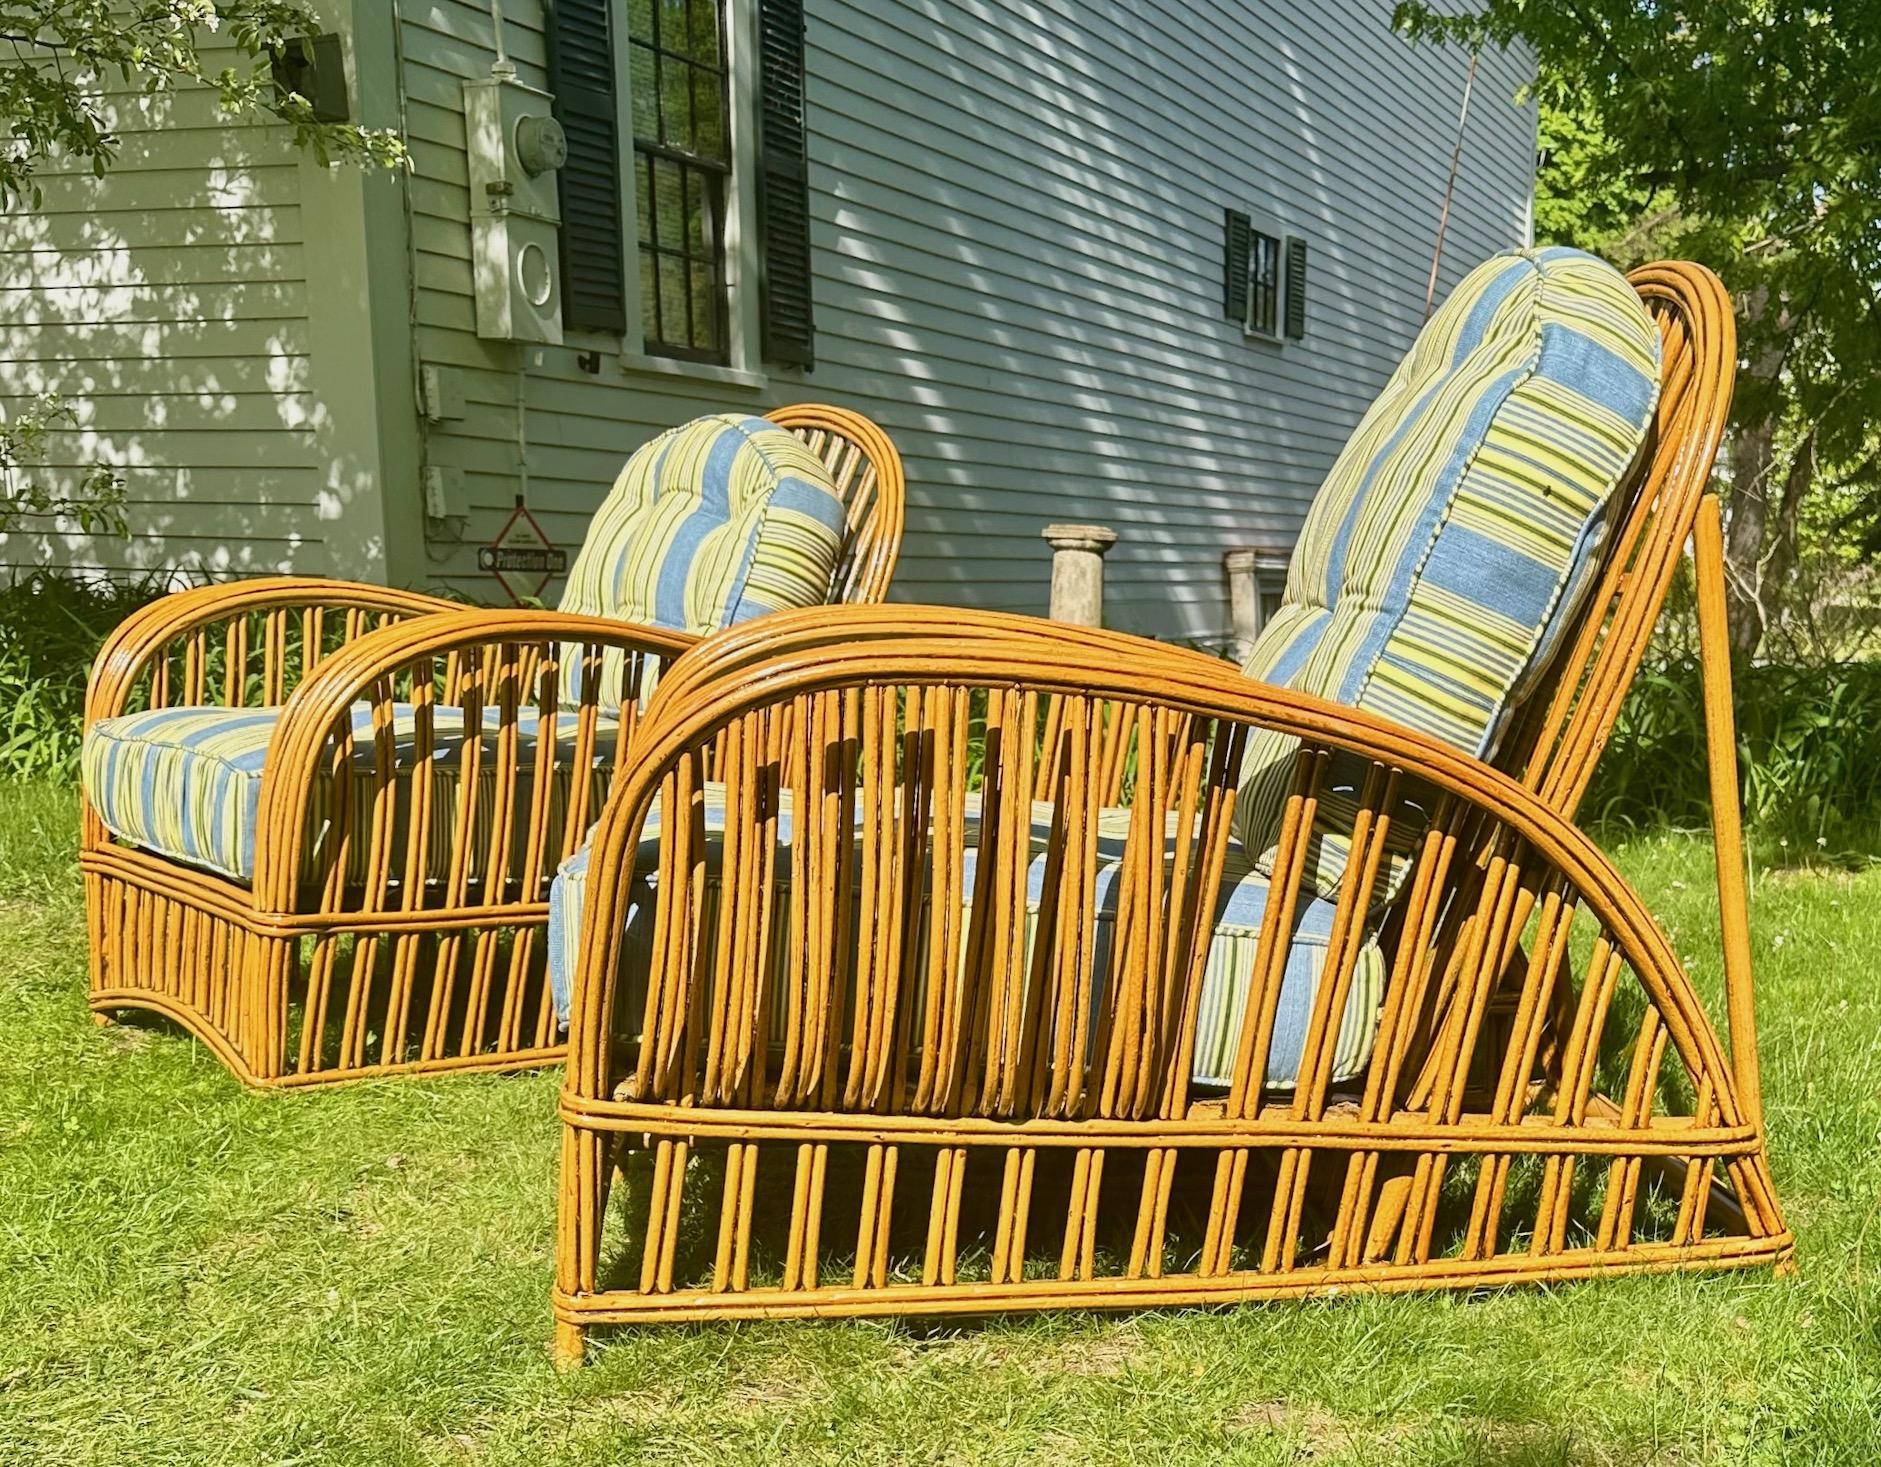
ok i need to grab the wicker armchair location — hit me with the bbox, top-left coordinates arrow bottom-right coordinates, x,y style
550,261 -> 1787,1359
81,405 -> 905,1086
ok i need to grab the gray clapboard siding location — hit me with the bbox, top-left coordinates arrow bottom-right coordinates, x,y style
0,357 -> 314,398
401,0 -> 1530,636
0,41 -> 323,581
0,246 -> 307,291
791,0 -> 1533,635
22,165 -> 304,212
2,208 -> 302,255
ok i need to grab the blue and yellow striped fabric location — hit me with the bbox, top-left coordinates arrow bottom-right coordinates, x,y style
83,703 -> 616,884
1235,247 -> 1660,900
546,788 -> 1384,1092
556,413 -> 847,710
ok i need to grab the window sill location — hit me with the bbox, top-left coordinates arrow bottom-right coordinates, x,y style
618,351 -> 768,392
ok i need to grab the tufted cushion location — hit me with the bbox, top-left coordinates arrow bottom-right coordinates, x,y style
1235,247 -> 1661,900
556,413 -> 847,709
84,704 -> 614,884
546,789 -> 1385,1092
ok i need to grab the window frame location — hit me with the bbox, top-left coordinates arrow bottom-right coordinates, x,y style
1254,554 -> 1288,626
628,0 -> 734,365
1242,218 -> 1287,344
611,0 -> 765,386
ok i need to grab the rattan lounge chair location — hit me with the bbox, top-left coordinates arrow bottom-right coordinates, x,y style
549,255 -> 1788,1358
80,405 -> 905,1086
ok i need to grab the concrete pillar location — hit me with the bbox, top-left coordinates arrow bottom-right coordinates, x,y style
1224,548 -> 1265,661
1042,523 -> 1118,627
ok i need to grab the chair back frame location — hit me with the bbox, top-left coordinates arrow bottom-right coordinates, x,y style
765,403 -> 906,607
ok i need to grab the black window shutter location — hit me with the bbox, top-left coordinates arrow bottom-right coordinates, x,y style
546,0 -> 626,334
757,0 -> 815,368
1284,235 -> 1308,339
1223,209 -> 1251,323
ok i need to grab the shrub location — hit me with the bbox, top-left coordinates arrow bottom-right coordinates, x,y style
0,571 -> 172,780
1586,654 -> 1881,859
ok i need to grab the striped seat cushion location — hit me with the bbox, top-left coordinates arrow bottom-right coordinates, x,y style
1236,247 -> 1661,900
83,703 -> 617,885
557,413 -> 847,710
546,787 -> 1384,1092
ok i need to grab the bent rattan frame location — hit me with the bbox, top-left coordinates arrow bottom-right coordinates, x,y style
81,405 -> 906,1086
550,263 -> 1788,1359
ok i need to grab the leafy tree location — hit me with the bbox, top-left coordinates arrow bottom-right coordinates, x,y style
1395,1 -> 1881,657
0,395 -> 122,536
0,2 -> 406,538
1531,97 -> 1653,251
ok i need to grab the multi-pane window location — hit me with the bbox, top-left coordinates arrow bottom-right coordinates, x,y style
628,0 -> 733,363
1223,210 -> 1306,344
1257,564 -> 1286,626
1246,228 -> 1282,339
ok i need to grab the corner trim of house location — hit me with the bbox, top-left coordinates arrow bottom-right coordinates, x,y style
293,0 -> 424,588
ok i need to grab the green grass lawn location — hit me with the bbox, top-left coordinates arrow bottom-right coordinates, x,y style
3,779 -> 1878,1465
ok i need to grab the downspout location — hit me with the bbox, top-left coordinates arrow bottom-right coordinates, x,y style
1424,47 -> 1480,320
491,0 -> 533,524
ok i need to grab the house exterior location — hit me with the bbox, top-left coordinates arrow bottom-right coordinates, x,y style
0,0 -> 1534,644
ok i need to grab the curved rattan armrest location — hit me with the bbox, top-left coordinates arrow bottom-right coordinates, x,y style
85,576 -> 458,725
248,608 -> 698,907
564,604 -> 1751,1135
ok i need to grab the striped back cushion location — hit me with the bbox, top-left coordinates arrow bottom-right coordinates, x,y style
1235,247 -> 1660,898
557,413 -> 846,709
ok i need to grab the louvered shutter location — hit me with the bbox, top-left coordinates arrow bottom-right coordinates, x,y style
757,0 -> 815,368
1284,235 -> 1308,339
546,0 -> 627,334
1223,209 -> 1251,323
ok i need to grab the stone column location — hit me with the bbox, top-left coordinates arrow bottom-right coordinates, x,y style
1042,523 -> 1118,627
1224,548 -> 1265,662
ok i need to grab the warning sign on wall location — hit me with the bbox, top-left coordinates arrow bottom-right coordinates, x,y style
478,504 -> 568,603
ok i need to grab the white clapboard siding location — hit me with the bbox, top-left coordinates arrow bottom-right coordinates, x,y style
401,0 -> 1532,637
0,44 -> 322,581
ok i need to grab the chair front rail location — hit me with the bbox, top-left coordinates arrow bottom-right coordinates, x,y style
552,608 -> 1787,1354
1693,496 -> 1760,1129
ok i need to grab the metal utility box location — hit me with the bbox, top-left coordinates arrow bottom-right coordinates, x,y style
464,76 -> 567,345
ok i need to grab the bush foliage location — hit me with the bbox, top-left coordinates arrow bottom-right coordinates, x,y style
0,572 -> 170,779
1586,655 -> 1881,856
